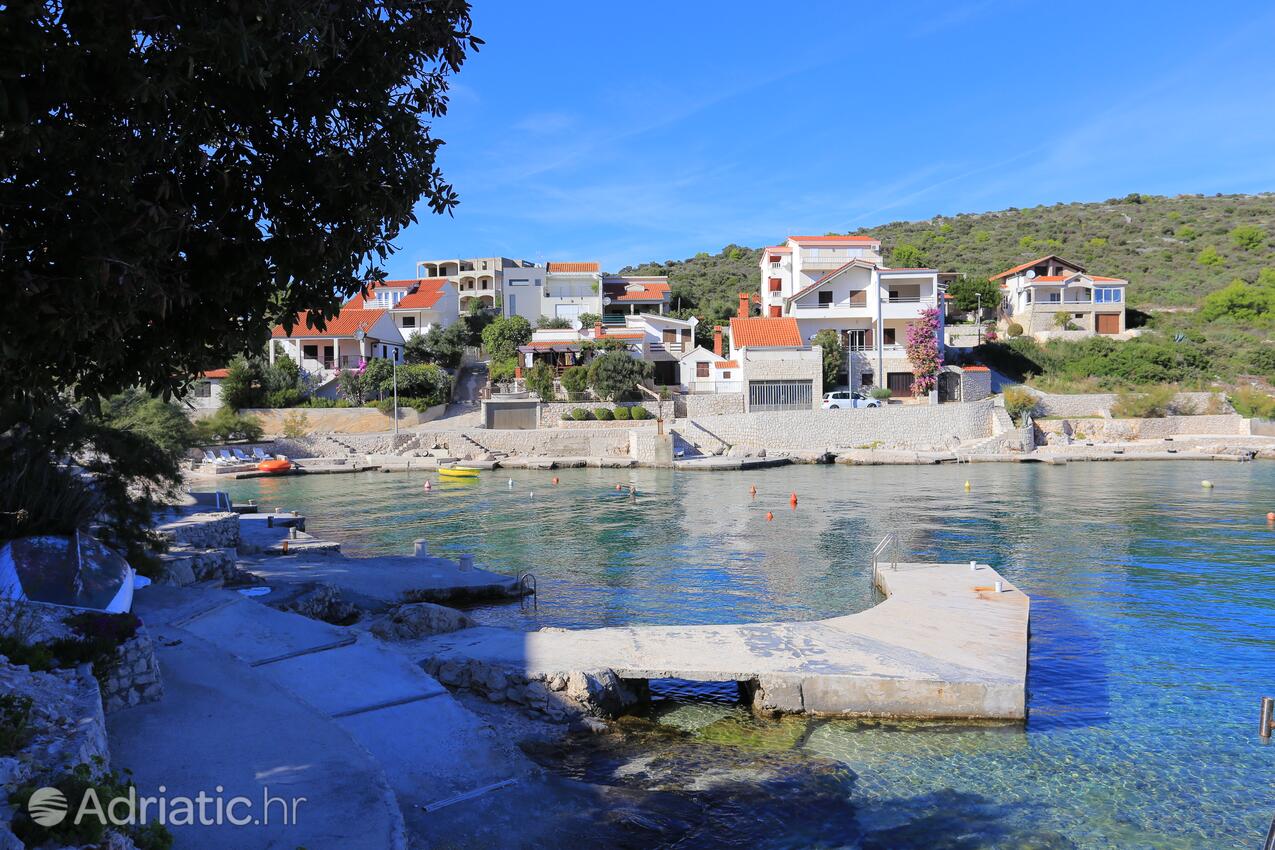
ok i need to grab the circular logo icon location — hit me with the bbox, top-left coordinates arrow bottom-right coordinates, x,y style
28,787 -> 68,827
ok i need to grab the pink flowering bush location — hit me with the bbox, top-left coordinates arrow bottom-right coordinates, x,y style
905,308 -> 944,397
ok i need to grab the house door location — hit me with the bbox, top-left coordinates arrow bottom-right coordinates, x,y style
887,372 -> 914,397
1096,313 -> 1121,335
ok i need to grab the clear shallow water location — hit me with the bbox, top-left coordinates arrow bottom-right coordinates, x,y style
221,462 -> 1275,848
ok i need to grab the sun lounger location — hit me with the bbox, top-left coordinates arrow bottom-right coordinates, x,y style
231,448 -> 251,461
218,449 -> 235,463
203,450 -> 219,464
251,447 -> 270,460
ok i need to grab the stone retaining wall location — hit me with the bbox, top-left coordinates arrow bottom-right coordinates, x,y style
1031,390 -> 1226,418
539,401 -> 665,426
154,511 -> 240,549
422,656 -> 641,721
1035,413 -> 1250,442
281,428 -> 634,459
687,399 -> 995,451
675,393 -> 746,418
100,626 -> 164,713
230,404 -> 448,435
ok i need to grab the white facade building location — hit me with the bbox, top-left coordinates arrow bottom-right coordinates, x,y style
991,254 -> 1128,337
348,278 -> 459,338
760,235 -> 946,396
543,262 -> 604,323
270,308 -> 405,395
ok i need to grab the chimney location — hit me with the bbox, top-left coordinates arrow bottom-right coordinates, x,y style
594,321 -> 604,338
738,292 -> 751,318
713,326 -> 723,357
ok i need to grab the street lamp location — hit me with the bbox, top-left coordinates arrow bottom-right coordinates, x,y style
976,293 -> 983,345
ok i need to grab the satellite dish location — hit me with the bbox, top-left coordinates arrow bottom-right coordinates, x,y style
602,296 -> 612,306
1025,270 -> 1037,279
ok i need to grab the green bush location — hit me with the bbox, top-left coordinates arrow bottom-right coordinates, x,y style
524,362 -> 556,401
266,388 -> 304,408
1228,386 -> 1275,419
299,397 -> 351,408
629,406 -> 650,420
487,357 -> 517,384
560,366 -> 589,399
593,407 -> 613,420
10,761 -> 173,850
281,410 -> 311,438
0,694 -> 34,756
1111,385 -> 1177,418
1001,386 -> 1038,424
1006,322 -> 1024,337
868,387 -> 893,401
612,405 -> 631,420
194,406 -> 263,444
570,408 -> 593,421
587,351 -> 653,401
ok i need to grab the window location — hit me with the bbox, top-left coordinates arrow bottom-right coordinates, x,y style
696,362 -> 710,378
1048,292 -> 1061,303
860,373 -> 874,386
883,328 -> 897,345
818,290 -> 834,306
768,278 -> 782,292
768,305 -> 782,317
845,329 -> 868,350
508,278 -> 530,286
770,256 -> 782,266
302,344 -> 318,359
195,381 -> 212,398
1025,290 -> 1033,305
401,316 -> 416,328
849,290 -> 867,306
721,371 -> 731,379
1095,287 -> 1122,303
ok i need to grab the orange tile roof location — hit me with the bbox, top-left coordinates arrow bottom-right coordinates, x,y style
989,255 -> 1084,281
961,365 -> 990,372
714,360 -> 739,369
789,235 -> 880,244
605,279 -> 671,301
1089,275 -> 1126,282
394,279 -> 450,309
200,368 -> 229,379
346,278 -> 448,309
765,246 -> 793,253
596,331 -> 645,339
547,262 -> 600,273
729,317 -> 803,348
272,309 -> 388,339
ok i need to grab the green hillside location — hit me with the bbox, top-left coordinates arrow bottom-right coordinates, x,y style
621,193 -> 1275,318
619,193 -> 1275,387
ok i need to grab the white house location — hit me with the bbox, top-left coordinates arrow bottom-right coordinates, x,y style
347,278 -> 459,338
415,256 -> 543,321
189,368 -> 227,410
270,308 -> 405,383
679,346 -> 740,394
759,235 -> 945,397
543,262 -> 603,323
991,255 -> 1128,337
602,275 -> 671,323
726,313 -> 823,411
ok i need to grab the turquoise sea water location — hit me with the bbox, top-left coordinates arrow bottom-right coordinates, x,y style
220,462 -> 1275,848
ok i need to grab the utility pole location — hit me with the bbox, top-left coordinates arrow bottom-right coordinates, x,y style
392,358 -> 399,440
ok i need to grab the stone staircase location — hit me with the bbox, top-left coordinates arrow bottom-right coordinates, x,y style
673,419 -> 731,456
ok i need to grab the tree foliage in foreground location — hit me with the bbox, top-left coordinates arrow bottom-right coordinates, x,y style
1,0 -> 481,405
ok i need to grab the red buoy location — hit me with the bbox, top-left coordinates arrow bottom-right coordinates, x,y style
765,511 -> 774,521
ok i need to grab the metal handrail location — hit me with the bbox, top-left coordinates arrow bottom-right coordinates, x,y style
519,572 -> 537,610
871,532 -> 900,575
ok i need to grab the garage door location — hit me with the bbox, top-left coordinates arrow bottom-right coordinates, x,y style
1096,313 -> 1121,335
748,380 -> 812,411
887,372 -> 915,397
555,304 -> 583,322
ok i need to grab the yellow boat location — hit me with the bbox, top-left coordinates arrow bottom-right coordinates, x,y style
438,466 -> 480,479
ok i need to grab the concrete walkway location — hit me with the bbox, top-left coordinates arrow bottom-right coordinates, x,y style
416,562 -> 1030,720
112,585 -> 531,848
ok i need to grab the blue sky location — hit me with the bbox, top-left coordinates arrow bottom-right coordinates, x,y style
389,0 -> 1275,274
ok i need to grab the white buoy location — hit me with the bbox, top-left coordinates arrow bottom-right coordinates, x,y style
970,560 -> 977,571
508,478 -> 514,488
995,580 -> 1004,593
1201,480 -> 1214,489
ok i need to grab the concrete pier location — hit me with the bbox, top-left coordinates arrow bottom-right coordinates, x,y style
417,562 -> 1029,720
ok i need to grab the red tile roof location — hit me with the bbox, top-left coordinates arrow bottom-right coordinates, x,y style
962,365 -> 990,372
547,262 -> 600,273
346,278 -> 448,309
596,331 -> 645,339
395,279 -> 450,309
200,369 -> 229,379
604,279 -> 671,302
1089,275 -> 1126,282
765,246 -> 793,253
714,360 -> 739,369
729,317 -> 803,348
989,255 -> 1085,281
789,235 -> 880,244
272,309 -> 387,339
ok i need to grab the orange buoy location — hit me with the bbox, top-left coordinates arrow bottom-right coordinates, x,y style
552,476 -> 559,485
765,511 -> 773,521
749,485 -> 757,497
789,492 -> 798,506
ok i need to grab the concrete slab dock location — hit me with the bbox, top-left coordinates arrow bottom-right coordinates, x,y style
416,562 -> 1030,720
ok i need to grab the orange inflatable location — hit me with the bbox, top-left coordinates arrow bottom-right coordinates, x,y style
257,459 -> 291,474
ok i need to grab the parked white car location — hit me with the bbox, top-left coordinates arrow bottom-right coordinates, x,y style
822,390 -> 882,409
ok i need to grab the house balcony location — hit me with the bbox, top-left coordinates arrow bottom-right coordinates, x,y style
880,296 -> 938,320
789,302 -> 873,319
799,253 -> 856,270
